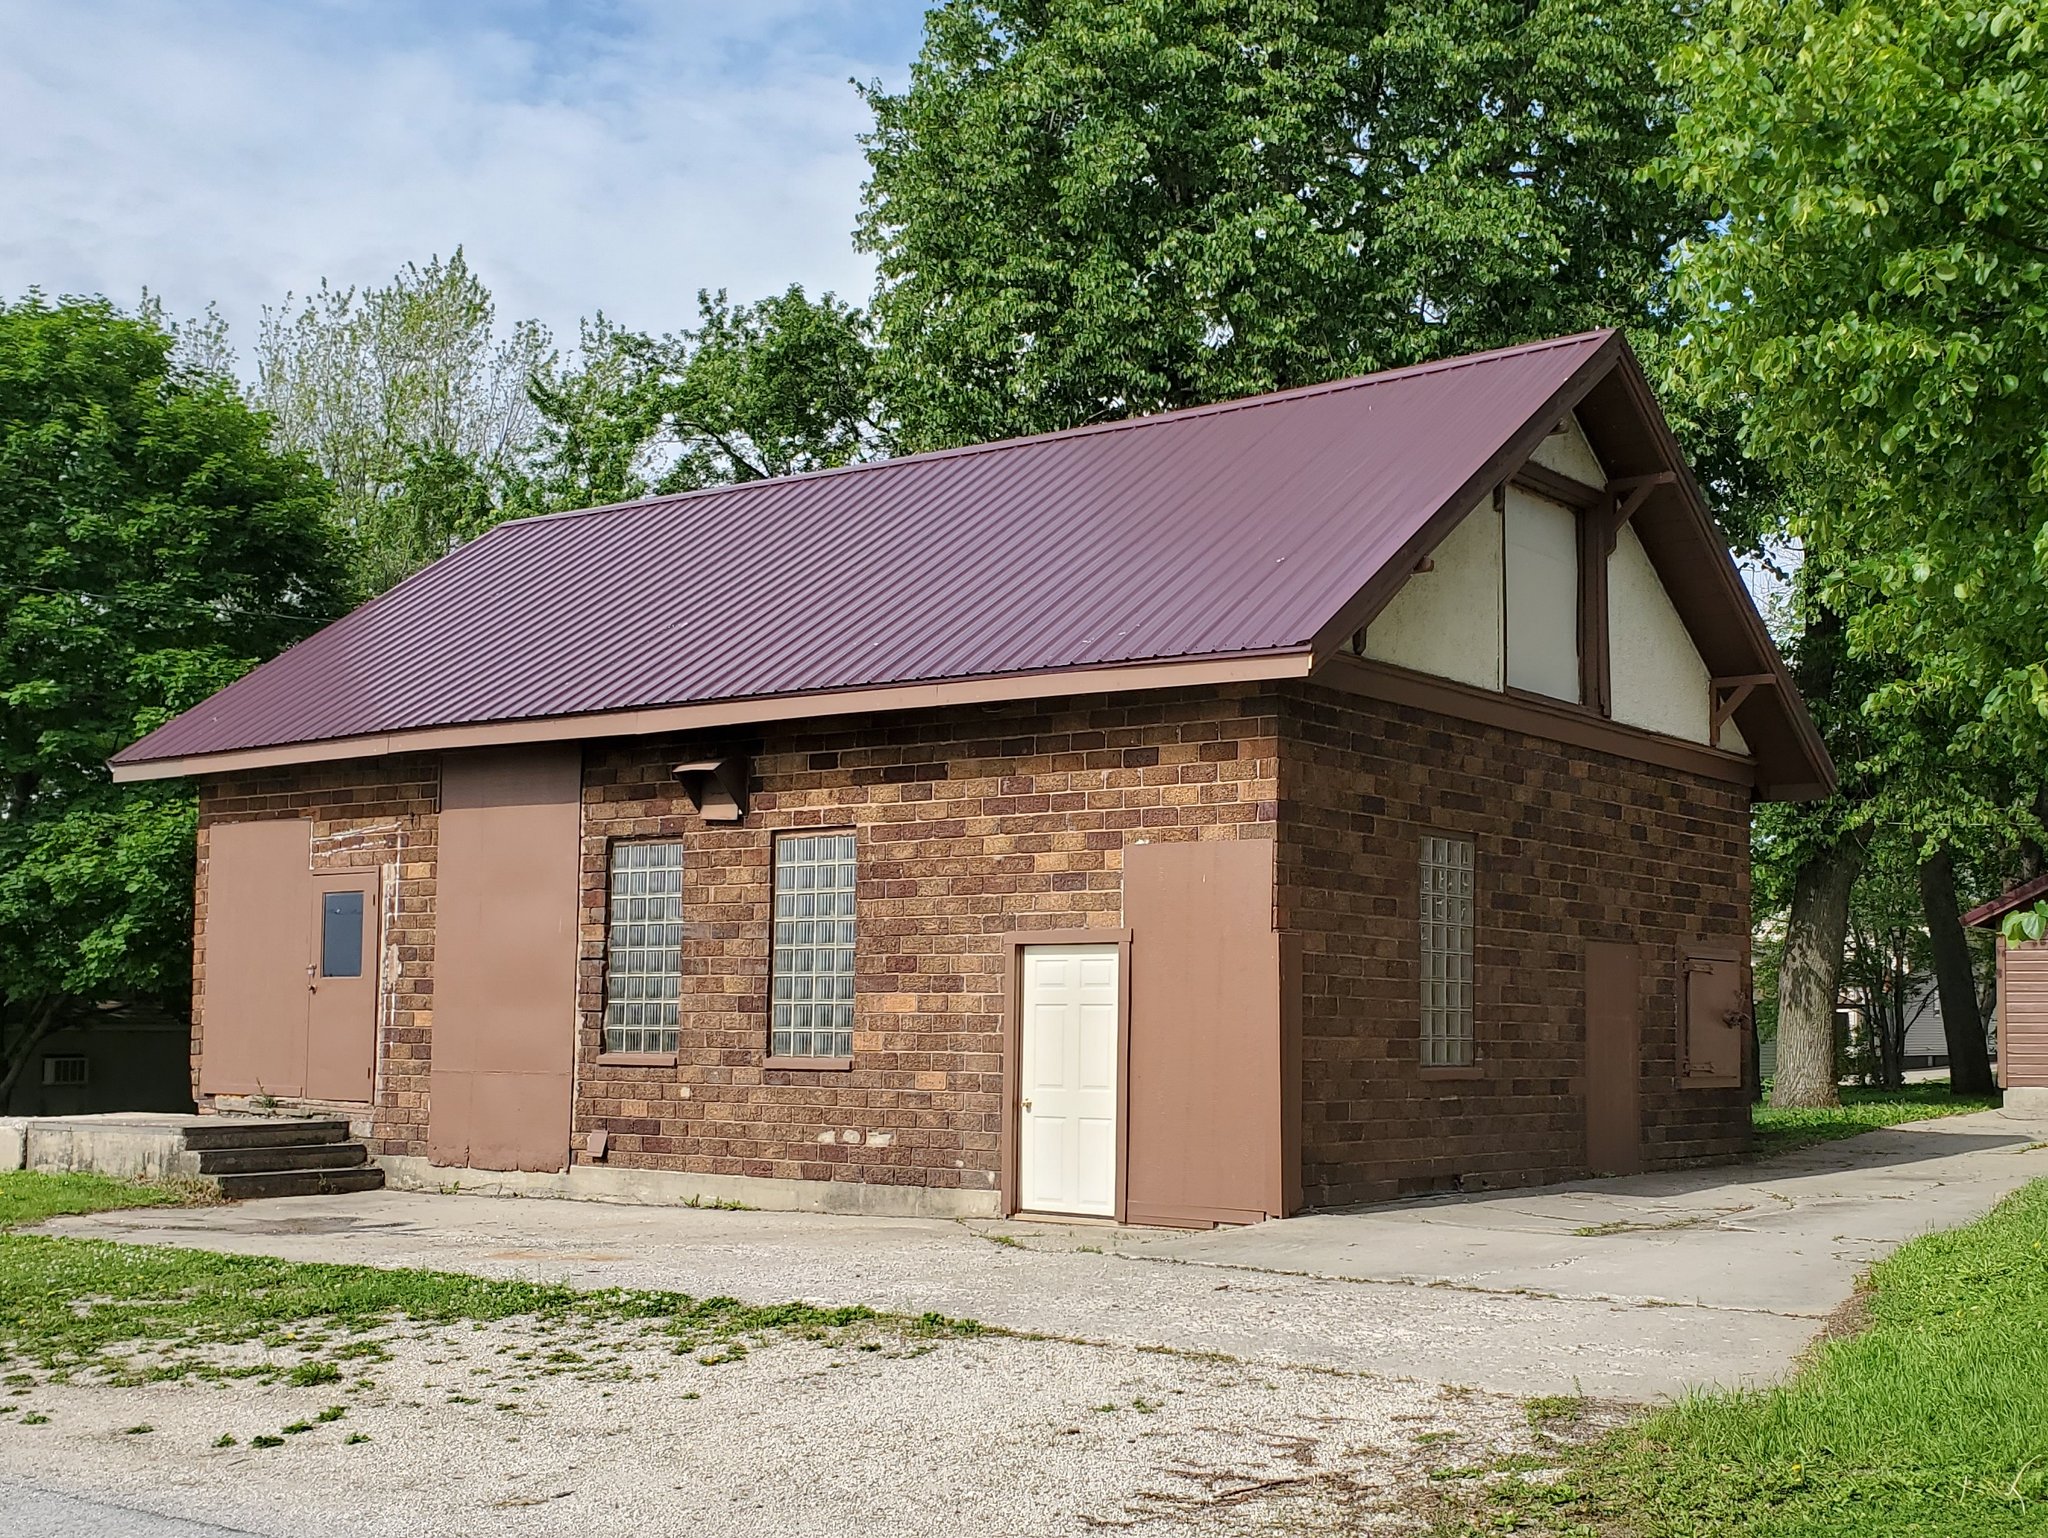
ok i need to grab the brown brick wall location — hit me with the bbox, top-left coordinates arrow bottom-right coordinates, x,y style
1277,680 -> 1753,1208
186,675 -> 1756,1212
194,757 -> 439,1155
573,687 -> 1281,1194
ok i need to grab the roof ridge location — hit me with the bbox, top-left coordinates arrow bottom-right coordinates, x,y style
499,329 -> 1618,535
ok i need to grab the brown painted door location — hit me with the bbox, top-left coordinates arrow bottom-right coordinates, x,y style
199,819 -> 314,1098
305,873 -> 378,1102
429,746 -> 581,1172
1584,941 -> 1643,1175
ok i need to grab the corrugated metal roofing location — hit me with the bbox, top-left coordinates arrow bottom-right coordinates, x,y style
116,330 -> 1615,766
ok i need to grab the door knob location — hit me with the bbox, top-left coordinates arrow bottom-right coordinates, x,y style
1021,1098 -> 1032,1111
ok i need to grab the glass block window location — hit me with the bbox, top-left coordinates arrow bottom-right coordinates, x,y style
1420,835 -> 1475,1067
770,831 -> 856,1059
603,841 -> 684,1055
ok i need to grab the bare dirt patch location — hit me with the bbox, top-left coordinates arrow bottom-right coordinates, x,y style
0,1310 -> 1539,1536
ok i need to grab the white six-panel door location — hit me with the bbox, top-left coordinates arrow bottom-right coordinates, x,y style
1019,944 -> 1120,1216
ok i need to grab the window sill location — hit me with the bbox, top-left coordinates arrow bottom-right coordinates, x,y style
1503,685 -> 1600,719
596,1052 -> 678,1068
766,1056 -> 854,1072
1419,1065 -> 1484,1082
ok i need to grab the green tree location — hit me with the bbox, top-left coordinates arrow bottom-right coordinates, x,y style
0,294 -> 350,1101
857,0 -> 1707,450
1663,0 -> 2047,1101
513,287 -> 887,514
255,249 -> 550,589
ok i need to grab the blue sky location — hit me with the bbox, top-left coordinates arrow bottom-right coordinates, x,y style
0,1 -> 930,365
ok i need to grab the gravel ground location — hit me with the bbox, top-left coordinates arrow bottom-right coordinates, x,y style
0,1309 -> 1565,1536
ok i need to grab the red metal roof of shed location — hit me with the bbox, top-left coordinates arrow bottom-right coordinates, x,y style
117,331 -> 1619,770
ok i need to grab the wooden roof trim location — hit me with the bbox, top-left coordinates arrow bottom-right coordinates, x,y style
108,649 -> 1316,783
1601,347 -> 1836,798
1962,871 -> 2048,929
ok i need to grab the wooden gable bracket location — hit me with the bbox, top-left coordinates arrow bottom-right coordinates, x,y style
1710,674 -> 1775,749
1603,471 -> 1677,552
673,756 -> 750,822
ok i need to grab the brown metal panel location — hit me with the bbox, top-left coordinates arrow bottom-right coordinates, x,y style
426,1069 -> 473,1169
305,871 -> 378,1102
1124,839 -> 1287,1223
1584,942 -> 1643,1175
117,335 -> 1617,770
199,819 -> 311,1098
430,745 -> 580,1171
1278,930 -> 1304,1218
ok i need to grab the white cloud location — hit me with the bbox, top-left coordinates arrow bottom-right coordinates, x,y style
0,0 -> 923,368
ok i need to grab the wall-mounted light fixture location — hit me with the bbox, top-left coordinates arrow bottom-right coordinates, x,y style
673,756 -> 749,822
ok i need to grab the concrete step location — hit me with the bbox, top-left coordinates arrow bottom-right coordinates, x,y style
214,1165 -> 386,1200
179,1118 -> 351,1153
193,1142 -> 370,1176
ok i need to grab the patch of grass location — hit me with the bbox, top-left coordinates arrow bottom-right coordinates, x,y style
213,1433 -> 236,1448
343,1431 -> 369,1445
0,1172 -> 214,1230
0,1234 -> 988,1385
249,1434 -> 283,1449
1437,1178 -> 2048,1536
1752,1080 -> 1999,1157
1524,1394 -> 1586,1431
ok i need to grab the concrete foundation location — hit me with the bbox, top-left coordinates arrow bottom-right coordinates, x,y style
2000,1084 -> 2048,1118
377,1156 -> 1003,1219
12,1113 -> 209,1180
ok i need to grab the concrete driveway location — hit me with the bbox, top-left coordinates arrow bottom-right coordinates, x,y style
38,1107 -> 2048,1402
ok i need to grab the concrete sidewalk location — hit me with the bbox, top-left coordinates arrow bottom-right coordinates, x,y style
36,1108 -> 2048,1402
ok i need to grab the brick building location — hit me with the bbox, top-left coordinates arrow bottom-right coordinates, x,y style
115,331 -> 1832,1224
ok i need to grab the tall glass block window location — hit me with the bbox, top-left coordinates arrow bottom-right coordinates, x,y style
1420,834 -> 1475,1067
602,841 -> 684,1055
770,831 -> 856,1059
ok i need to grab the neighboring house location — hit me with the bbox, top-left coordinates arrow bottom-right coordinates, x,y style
1964,877 -> 2048,1111
112,330 -> 1834,1225
1757,986 -> 1992,1081
3,1008 -> 194,1118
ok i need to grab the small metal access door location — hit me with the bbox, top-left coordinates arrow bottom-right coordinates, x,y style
305,873 -> 378,1102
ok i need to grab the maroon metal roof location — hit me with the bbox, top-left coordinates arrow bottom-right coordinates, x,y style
1962,872 -> 2048,929
116,331 -> 1616,767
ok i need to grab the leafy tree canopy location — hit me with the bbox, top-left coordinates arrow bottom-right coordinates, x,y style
255,248 -> 548,590
1662,0 -> 2048,755
858,0 -> 1707,451
513,286 -> 887,514
0,293 -> 350,1096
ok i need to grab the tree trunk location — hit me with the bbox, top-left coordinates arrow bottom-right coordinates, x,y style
1918,847 -> 1998,1095
1771,837 -> 1865,1108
